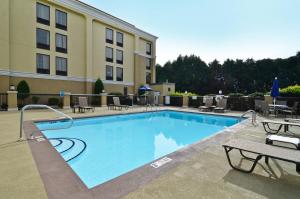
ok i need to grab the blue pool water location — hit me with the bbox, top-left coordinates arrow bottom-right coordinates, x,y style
36,111 -> 240,188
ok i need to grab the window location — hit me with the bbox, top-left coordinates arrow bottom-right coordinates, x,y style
36,3 -> 50,25
56,57 -> 67,76
36,28 -> 50,50
146,43 -> 152,55
105,47 -> 113,62
56,10 -> 67,30
106,28 -> 113,44
56,33 -> 67,53
146,72 -> 151,84
168,88 -> 171,92
36,54 -> 50,74
117,32 -> 123,47
106,65 -> 113,80
146,58 -> 151,70
116,67 -> 123,81
116,50 -> 123,64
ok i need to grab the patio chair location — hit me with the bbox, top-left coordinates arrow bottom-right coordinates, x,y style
266,134 -> 300,150
262,120 -> 300,134
214,98 -> 227,113
223,139 -> 300,173
199,96 -> 214,112
113,97 -> 128,110
279,102 -> 299,118
78,97 -> 95,113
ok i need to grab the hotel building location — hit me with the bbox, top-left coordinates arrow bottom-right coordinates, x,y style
0,0 -> 157,94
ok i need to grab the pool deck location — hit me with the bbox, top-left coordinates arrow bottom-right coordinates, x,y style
1,107 -> 300,199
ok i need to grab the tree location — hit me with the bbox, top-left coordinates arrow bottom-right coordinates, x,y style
17,80 -> 30,105
94,78 -> 104,94
156,52 -> 300,95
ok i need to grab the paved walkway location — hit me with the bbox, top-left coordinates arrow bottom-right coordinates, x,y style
0,107 -> 299,199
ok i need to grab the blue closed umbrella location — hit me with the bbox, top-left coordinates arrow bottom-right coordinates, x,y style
139,86 -> 152,91
271,77 -> 279,104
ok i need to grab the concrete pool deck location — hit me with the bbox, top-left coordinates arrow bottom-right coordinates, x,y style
1,107 -> 300,199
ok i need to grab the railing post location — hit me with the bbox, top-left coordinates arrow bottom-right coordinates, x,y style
63,92 -> 71,109
7,91 -> 18,111
100,93 -> 107,107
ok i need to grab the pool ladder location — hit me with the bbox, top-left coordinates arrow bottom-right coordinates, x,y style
241,110 -> 257,126
19,104 -> 74,140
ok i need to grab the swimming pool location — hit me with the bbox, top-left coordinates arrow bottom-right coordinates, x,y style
36,110 -> 241,189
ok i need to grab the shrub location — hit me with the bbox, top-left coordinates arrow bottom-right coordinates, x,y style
94,78 -> 104,94
48,98 -> 60,106
170,92 -> 198,97
280,85 -> 300,97
17,80 -> 30,102
228,93 -> 244,97
248,92 -> 265,99
32,96 -> 40,104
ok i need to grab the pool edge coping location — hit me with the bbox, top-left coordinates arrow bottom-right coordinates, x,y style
24,109 -> 249,199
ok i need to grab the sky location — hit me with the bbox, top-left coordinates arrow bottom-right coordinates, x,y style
81,0 -> 300,65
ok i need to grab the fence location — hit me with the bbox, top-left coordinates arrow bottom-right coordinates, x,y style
3,92 -> 300,114
70,94 -> 102,107
17,93 -> 63,109
107,95 -> 134,106
276,97 -> 300,114
163,96 -> 183,107
188,96 -> 204,108
0,93 -> 8,111
188,96 -> 256,111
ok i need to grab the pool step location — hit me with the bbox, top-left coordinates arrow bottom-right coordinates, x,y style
49,138 -> 86,162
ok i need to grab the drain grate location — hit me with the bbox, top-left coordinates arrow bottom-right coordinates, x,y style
150,157 -> 172,168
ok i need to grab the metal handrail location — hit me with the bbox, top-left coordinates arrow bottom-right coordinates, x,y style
19,104 -> 73,140
241,110 -> 257,126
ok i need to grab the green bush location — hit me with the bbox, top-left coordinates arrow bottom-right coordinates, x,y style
228,93 -> 244,97
17,80 -> 30,102
280,85 -> 300,97
94,78 -> 104,94
248,92 -> 265,99
48,98 -> 60,106
170,92 -> 198,97
32,96 -> 40,104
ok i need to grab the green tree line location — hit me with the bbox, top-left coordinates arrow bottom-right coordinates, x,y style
156,52 -> 300,95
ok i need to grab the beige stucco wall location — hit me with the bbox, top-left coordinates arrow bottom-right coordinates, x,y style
0,0 -> 157,95
0,0 -> 10,71
151,83 -> 175,96
0,76 -> 9,92
138,38 -> 150,54
8,0 -> 86,78
9,76 -> 86,94
92,20 -> 134,84
1,76 -> 134,95
134,54 -> 146,91
104,84 -> 134,94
